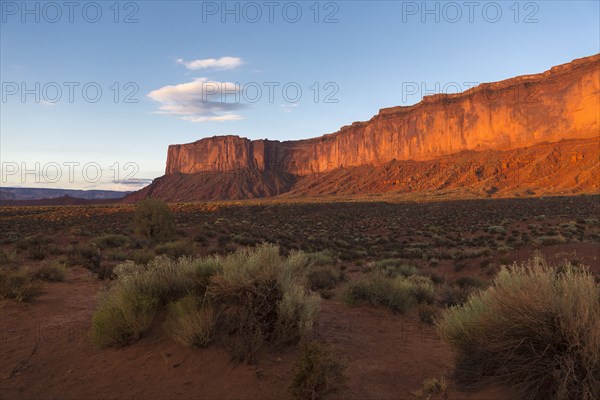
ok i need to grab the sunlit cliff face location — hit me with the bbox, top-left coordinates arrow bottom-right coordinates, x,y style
165,54 -> 599,177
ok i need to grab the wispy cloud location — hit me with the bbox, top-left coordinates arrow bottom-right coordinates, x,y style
148,78 -> 245,123
280,103 -> 299,113
181,114 -> 245,123
176,56 -> 243,70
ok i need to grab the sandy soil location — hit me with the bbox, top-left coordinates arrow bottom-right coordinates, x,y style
0,264 -> 524,400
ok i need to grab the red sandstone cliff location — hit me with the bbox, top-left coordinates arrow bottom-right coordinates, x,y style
165,54 -> 599,177
130,55 -> 599,202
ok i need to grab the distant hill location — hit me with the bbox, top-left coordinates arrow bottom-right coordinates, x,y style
0,187 -> 130,201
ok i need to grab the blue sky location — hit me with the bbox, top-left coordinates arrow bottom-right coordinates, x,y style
1,0 -> 599,190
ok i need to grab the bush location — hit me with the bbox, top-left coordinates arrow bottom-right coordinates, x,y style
35,262 -> 67,282
307,251 -> 336,266
91,234 -> 131,249
78,244 -> 102,271
454,276 -> 487,290
0,268 -> 43,302
108,250 -> 128,262
437,252 -> 600,400
0,248 -> 18,267
537,234 -> 567,246
208,245 -> 318,362
407,275 -> 436,304
438,284 -> 472,307
29,244 -> 49,260
165,295 -> 215,348
155,240 -> 195,259
90,256 -> 210,347
273,283 -> 320,346
289,341 -> 347,400
91,244 -> 319,362
412,377 -> 447,399
307,266 -> 344,291
418,304 -> 440,325
131,248 -> 155,265
453,262 -> 467,272
132,198 -> 175,242
374,259 -> 419,277
343,271 -> 433,313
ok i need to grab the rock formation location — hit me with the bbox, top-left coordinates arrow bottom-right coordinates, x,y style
132,54 -> 600,202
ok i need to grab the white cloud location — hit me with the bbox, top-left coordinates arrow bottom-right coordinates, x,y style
176,56 -> 243,70
148,78 -> 245,123
280,103 -> 299,113
181,114 -> 245,123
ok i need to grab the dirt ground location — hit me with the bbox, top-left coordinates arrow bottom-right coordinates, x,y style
1,264 -> 523,400
1,196 -> 598,399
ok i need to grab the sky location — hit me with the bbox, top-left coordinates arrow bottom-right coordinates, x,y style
1,0 -> 599,190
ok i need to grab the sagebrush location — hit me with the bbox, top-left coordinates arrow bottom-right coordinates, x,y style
91,243 -> 320,362
437,252 -> 600,400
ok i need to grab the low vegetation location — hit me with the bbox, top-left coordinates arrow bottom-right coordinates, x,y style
437,252 -> 600,400
306,265 -> 345,291
91,243 -> 320,363
412,376 -> 447,399
165,295 -> 216,348
0,268 -> 44,302
289,341 -> 347,400
132,198 -> 175,241
35,262 -> 68,282
374,259 -> 419,277
91,234 -> 131,249
343,271 -> 434,313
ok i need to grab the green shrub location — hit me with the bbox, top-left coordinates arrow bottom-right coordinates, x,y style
155,240 -> 195,259
35,262 -> 67,282
307,251 -> 336,266
0,249 -> 18,267
208,245 -> 318,362
374,259 -> 419,277
108,250 -> 128,262
165,295 -> 215,348
91,244 -> 319,362
132,198 -> 175,242
90,256 -> 204,347
0,268 -> 43,302
29,244 -> 49,260
78,244 -> 102,271
131,248 -> 155,265
537,234 -> 567,246
437,252 -> 600,400
412,377 -> 447,399
488,226 -> 506,234
289,341 -> 347,400
76,243 -> 112,279
438,284 -> 472,307
307,266 -> 344,291
454,276 -> 487,290
418,304 -> 440,325
343,271 -> 433,313
91,287 -> 159,347
91,234 -> 131,249
407,275 -> 436,304
453,262 -> 467,272
273,283 -> 320,346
